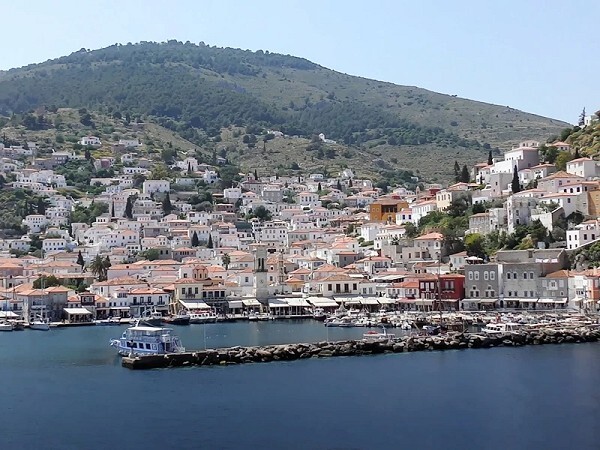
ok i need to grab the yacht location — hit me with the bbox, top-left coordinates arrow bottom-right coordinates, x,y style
189,311 -> 218,324
0,321 -> 13,331
110,321 -> 185,356
30,318 -> 50,331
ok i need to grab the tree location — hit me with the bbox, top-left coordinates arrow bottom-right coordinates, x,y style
454,161 -> 460,182
207,234 -> 213,249
574,147 -> 580,159
254,169 -> 258,180
222,253 -> 231,270
555,151 -> 573,171
124,196 -> 134,219
33,275 -> 62,289
139,248 -> 160,261
162,193 -> 173,215
36,198 -> 46,215
348,178 -> 353,188
111,202 -> 115,217
76,251 -> 85,269
191,231 -> 199,247
336,179 -> 342,191
579,107 -> 586,127
103,256 -> 111,274
253,205 -> 272,221
511,165 -> 521,193
487,150 -> 493,166
88,255 -> 107,281
317,182 -> 322,192
460,165 -> 470,183
464,233 -> 486,259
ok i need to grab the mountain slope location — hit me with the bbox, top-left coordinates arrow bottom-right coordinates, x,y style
0,41 -> 569,181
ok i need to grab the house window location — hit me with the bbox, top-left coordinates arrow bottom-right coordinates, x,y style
474,272 -> 479,280
328,284 -> 332,291
529,272 -> 534,279
484,271 -> 489,281
468,272 -> 473,280
490,272 -> 495,280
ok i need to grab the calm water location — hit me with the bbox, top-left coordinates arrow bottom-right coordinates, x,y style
1,321 -> 600,450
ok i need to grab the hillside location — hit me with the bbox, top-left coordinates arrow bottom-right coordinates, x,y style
0,41 -> 569,182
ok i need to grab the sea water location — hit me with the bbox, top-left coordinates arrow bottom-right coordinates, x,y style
1,321 -> 599,450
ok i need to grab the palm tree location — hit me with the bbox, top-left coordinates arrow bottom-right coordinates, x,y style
88,255 -> 107,281
222,253 -> 231,270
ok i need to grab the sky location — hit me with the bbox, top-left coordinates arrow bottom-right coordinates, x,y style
1,0 -> 598,123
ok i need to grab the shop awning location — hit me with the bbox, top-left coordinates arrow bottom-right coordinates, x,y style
517,298 -> 538,303
0,311 -> 19,318
538,298 -> 556,304
228,300 -> 243,309
359,297 -> 380,305
268,301 -> 289,308
64,307 -> 92,315
479,299 -> 498,304
286,298 -> 311,307
242,299 -> 261,307
307,297 -> 338,307
180,301 -> 210,310
378,297 -> 395,304
462,298 -> 481,303
414,299 -> 434,305
110,306 -> 130,310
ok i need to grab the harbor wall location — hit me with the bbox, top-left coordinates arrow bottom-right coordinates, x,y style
122,326 -> 600,370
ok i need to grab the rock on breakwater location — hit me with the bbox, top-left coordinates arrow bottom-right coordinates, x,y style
121,326 -> 600,370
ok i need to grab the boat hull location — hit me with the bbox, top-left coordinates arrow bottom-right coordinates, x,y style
30,323 -> 50,331
162,317 -> 190,326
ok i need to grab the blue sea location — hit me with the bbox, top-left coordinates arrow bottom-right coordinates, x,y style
1,321 -> 600,450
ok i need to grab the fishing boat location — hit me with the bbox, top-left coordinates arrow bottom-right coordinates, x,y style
141,309 -> 164,327
189,311 -> 218,324
110,321 -> 185,356
312,307 -> 327,321
162,313 -> 191,326
482,322 -> 522,335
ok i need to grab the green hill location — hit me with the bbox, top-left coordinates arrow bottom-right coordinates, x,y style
0,41 -> 569,182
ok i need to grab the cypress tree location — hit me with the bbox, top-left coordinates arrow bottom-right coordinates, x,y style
336,179 -> 342,191
460,165 -> 470,183
317,182 -> 322,192
162,193 -> 173,215
574,147 -> 580,159
124,196 -> 133,219
37,198 -> 46,215
207,234 -> 213,249
487,150 -> 493,166
191,231 -> 199,247
76,251 -> 85,269
511,166 -> 521,193
254,169 -> 258,180
454,161 -> 460,182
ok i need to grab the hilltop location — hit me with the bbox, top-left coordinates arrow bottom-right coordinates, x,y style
0,41 -> 569,182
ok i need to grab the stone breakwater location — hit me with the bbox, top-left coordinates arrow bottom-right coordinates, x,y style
121,326 -> 600,370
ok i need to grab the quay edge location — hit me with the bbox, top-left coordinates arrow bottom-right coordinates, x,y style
121,326 -> 600,370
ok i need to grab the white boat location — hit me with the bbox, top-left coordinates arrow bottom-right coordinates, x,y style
363,327 -> 396,343
399,321 -> 412,331
189,311 -> 218,324
30,318 -> 51,331
95,317 -> 122,326
312,307 -> 327,321
110,321 -> 185,356
482,322 -> 522,335
0,321 -> 13,331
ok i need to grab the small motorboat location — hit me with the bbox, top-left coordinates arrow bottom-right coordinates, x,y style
162,313 -> 191,326
0,321 -> 13,331
312,307 -> 327,321
363,326 -> 396,343
95,317 -> 122,326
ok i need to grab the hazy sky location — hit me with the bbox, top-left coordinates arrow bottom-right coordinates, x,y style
2,0 -> 597,123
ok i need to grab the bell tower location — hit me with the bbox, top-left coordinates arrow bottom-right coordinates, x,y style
250,243 -> 269,300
